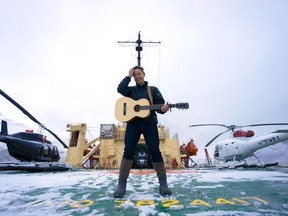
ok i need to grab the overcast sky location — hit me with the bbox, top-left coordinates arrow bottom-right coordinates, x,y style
1,0 -> 288,160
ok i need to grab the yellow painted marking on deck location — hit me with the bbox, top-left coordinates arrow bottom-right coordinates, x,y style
26,196 -> 270,209
115,199 -> 125,208
161,199 -> 183,208
241,197 -> 270,204
216,198 -> 236,205
70,200 -> 94,208
114,200 -> 133,208
232,198 -> 251,204
189,199 -> 211,207
135,200 -> 155,206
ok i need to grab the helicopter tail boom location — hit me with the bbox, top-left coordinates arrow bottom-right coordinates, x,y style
0,120 -> 8,136
247,129 -> 288,152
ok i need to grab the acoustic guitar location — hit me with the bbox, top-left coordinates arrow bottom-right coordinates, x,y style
115,97 -> 189,122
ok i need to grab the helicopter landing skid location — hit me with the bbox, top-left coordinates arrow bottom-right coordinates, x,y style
219,161 -> 279,169
233,161 -> 279,169
0,162 -> 72,172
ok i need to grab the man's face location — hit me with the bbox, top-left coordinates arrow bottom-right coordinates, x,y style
133,69 -> 145,86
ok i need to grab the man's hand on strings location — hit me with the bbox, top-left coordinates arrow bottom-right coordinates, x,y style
161,103 -> 169,112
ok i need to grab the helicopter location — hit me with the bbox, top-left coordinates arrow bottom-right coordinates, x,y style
0,120 -> 60,162
189,123 -> 288,168
0,89 -> 70,171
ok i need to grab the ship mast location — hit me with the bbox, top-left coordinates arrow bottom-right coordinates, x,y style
118,31 -> 161,66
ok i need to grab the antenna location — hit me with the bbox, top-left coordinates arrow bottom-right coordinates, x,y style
118,31 -> 161,66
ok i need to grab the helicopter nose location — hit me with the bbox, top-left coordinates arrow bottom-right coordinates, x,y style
214,145 -> 220,158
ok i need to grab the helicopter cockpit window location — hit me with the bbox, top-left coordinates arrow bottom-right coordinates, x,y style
214,145 -> 219,157
42,146 -> 49,155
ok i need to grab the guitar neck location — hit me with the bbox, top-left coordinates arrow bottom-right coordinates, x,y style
141,104 -> 175,111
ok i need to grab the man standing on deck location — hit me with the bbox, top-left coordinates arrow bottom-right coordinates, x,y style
114,66 -> 172,198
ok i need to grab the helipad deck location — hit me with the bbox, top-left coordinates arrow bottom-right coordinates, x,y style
0,167 -> 287,215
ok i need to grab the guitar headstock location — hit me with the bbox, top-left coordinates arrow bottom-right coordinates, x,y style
175,102 -> 189,110
168,102 -> 189,110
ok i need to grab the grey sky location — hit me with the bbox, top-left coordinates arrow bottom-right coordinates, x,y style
1,0 -> 288,160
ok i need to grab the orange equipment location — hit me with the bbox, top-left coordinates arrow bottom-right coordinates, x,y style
186,139 -> 198,156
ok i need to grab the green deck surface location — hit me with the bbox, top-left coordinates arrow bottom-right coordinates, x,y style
0,167 -> 287,215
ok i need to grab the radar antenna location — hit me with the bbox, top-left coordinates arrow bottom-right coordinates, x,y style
118,31 -> 161,66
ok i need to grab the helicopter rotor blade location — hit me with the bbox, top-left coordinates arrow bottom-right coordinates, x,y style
205,129 -> 230,147
240,123 -> 288,128
189,123 -> 240,130
189,124 -> 228,128
0,89 -> 42,125
0,89 -> 68,149
45,127 -> 68,149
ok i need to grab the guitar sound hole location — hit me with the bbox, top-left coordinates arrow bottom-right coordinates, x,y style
134,105 -> 141,112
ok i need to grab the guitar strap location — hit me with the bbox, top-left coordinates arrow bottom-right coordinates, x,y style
147,85 -> 153,105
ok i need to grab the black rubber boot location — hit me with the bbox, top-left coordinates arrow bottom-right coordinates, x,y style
113,158 -> 133,198
152,162 -> 172,196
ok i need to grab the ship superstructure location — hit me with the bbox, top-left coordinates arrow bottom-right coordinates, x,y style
65,123 -> 190,169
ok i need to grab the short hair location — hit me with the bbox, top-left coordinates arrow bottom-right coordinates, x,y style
133,66 -> 144,71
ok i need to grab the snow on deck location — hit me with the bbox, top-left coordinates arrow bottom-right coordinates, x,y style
0,168 -> 288,215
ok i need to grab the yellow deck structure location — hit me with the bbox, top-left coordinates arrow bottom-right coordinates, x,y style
65,123 -> 186,169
